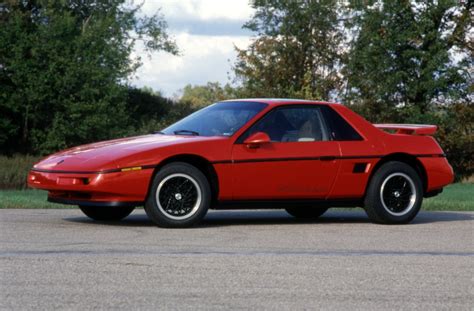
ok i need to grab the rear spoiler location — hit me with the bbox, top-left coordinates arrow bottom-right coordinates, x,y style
374,124 -> 437,135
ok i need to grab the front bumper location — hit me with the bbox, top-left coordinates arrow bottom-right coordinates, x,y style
28,169 -> 154,205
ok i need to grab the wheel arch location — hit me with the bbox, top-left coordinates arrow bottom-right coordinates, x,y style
146,154 -> 219,206
366,153 -> 428,196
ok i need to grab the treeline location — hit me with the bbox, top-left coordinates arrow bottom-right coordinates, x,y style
0,1 -> 472,180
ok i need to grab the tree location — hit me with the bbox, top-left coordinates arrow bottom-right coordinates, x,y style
125,87 -> 173,130
343,0 -> 472,122
234,0 -> 344,100
343,1 -> 472,180
179,82 -> 239,108
0,0 -> 178,154
123,86 -> 201,136
436,103 -> 474,181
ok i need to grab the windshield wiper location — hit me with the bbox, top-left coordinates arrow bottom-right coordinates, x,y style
174,130 -> 200,136
153,131 -> 165,134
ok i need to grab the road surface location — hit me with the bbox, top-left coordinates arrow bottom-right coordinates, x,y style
1,209 -> 473,310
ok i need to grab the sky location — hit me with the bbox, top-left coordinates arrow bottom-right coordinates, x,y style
131,0 -> 255,97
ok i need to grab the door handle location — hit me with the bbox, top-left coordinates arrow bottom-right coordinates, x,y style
320,156 -> 336,161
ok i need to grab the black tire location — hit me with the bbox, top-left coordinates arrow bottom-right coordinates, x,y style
285,207 -> 329,219
364,161 -> 423,224
145,162 -> 211,228
79,205 -> 135,221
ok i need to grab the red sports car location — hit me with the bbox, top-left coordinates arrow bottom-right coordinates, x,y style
28,99 -> 454,227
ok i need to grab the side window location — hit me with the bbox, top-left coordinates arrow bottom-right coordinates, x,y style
322,107 -> 363,141
239,106 -> 330,143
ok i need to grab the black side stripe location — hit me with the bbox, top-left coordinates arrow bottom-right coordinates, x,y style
31,153 -> 445,173
211,153 -> 445,165
31,168 -> 120,174
211,155 -> 381,164
211,160 -> 233,164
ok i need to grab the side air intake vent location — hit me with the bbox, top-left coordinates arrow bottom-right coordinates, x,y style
353,163 -> 368,174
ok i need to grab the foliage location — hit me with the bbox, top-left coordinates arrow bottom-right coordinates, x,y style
125,87 -> 198,135
435,103 -> 473,181
0,0 -> 177,155
131,101 -> 198,136
179,82 -> 240,108
126,87 -> 173,129
343,0 -> 472,121
0,155 -> 40,189
234,0 -> 344,100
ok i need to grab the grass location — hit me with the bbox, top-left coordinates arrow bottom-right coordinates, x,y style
0,183 -> 472,211
0,189 -> 73,209
422,183 -> 473,211
0,155 -> 41,189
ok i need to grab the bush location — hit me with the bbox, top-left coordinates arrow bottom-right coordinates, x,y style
0,155 -> 40,189
435,103 -> 473,181
129,100 -> 197,136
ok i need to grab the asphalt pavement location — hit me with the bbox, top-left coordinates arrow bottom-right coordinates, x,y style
1,209 -> 473,310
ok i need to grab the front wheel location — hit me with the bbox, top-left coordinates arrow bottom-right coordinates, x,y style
79,205 -> 135,221
145,162 -> 211,228
364,161 -> 423,224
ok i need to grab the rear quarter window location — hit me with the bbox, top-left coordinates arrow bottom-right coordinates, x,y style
322,106 -> 363,141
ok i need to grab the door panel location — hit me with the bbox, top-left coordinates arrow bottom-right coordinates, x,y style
328,140 -> 383,198
231,141 -> 341,199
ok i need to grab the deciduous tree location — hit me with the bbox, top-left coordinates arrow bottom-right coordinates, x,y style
179,82 -> 239,107
343,0 -> 472,121
0,0 -> 178,154
234,0 -> 344,100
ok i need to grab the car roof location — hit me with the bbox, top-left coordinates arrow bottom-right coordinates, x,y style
221,98 -> 340,106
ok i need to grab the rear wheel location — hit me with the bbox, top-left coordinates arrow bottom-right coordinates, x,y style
79,205 -> 135,221
285,207 -> 329,219
364,161 -> 423,224
145,162 -> 211,228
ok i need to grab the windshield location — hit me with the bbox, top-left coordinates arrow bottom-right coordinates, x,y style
161,101 -> 267,137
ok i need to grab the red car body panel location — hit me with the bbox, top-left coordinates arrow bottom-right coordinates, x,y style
28,99 -> 454,206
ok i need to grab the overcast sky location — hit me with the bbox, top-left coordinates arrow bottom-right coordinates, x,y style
131,0 -> 255,97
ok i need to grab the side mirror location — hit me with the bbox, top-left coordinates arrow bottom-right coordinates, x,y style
243,132 -> 271,148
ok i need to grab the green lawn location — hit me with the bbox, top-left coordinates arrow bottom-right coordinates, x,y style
0,183 -> 472,211
0,189 -> 73,209
422,183 -> 473,211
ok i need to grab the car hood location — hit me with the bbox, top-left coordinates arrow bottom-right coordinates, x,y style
33,134 -> 223,173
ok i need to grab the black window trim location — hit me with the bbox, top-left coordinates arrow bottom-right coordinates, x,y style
223,101 -> 269,138
321,106 -> 365,141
